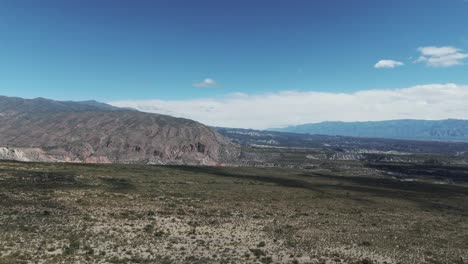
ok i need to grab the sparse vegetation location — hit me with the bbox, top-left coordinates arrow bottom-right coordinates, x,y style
0,160 -> 467,263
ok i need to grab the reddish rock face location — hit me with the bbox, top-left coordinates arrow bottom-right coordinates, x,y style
0,96 -> 240,165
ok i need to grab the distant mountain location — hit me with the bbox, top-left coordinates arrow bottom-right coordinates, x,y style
271,119 -> 468,142
0,96 -> 239,165
216,127 -> 468,156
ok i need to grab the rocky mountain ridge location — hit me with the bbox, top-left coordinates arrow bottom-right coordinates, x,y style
0,96 -> 240,165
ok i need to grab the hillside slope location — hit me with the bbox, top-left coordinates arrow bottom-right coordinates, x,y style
0,96 -> 239,165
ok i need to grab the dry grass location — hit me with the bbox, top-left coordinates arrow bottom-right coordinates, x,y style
0,161 -> 467,263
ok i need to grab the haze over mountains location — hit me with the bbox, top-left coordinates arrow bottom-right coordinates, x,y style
272,119 -> 468,142
0,96 -> 239,165
2,95 -> 468,166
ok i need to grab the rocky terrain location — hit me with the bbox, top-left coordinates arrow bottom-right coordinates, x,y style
0,147 -> 53,162
0,96 -> 239,165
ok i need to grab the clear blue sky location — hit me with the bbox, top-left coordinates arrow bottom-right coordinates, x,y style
1,0 -> 468,101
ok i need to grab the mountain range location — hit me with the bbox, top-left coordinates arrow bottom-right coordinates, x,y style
3,95 -> 468,166
271,119 -> 468,142
0,96 -> 239,164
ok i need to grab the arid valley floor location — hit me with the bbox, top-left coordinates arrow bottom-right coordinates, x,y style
0,160 -> 467,264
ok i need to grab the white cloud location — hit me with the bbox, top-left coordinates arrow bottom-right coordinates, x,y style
374,60 -> 404,69
193,78 -> 218,88
418,46 -> 459,57
416,46 -> 468,67
110,83 -> 468,130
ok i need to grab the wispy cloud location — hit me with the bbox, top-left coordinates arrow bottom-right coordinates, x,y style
193,78 -> 218,88
374,60 -> 404,69
416,46 -> 468,67
110,83 -> 468,129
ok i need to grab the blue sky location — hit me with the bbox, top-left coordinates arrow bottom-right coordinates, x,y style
1,0 -> 467,101
1,1 -> 468,128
